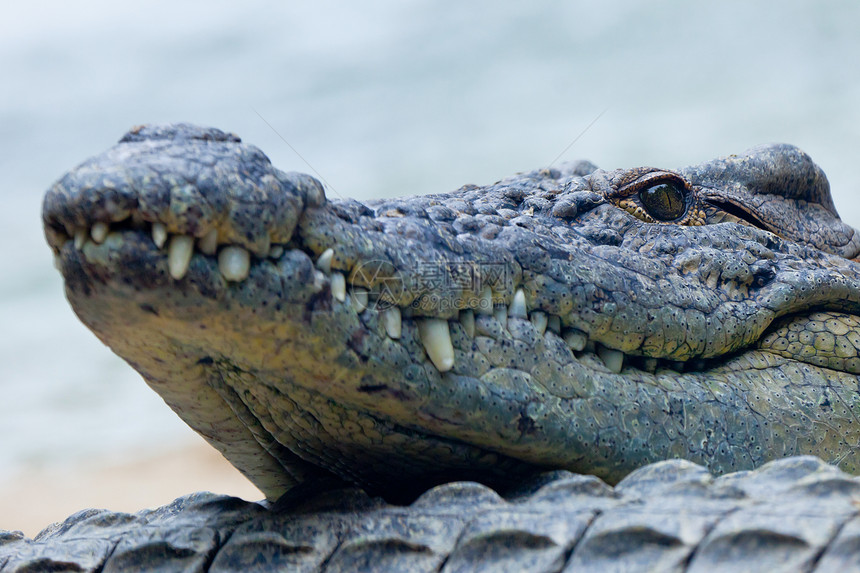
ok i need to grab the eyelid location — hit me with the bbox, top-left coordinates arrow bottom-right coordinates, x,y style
616,171 -> 691,198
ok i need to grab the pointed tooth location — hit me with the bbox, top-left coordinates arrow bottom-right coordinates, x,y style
316,248 -> 334,274
269,245 -> 284,259
459,309 -> 475,337
74,228 -> 86,250
477,286 -> 493,315
418,318 -> 455,372
530,311 -> 547,335
494,305 -> 508,329
312,270 -> 326,293
218,246 -> 251,281
167,235 -> 194,279
90,222 -> 109,244
52,254 -> 62,271
351,287 -> 368,313
383,307 -> 402,339
198,229 -> 218,255
152,223 -> 167,249
547,314 -> 561,334
563,329 -> 587,351
509,289 -> 527,318
331,272 -> 346,301
597,344 -> 624,374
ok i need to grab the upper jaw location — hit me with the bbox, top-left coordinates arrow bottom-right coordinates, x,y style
43,123 -> 326,262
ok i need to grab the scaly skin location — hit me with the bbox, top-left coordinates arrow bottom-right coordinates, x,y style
40,124 -> 860,506
5,457 -> 860,572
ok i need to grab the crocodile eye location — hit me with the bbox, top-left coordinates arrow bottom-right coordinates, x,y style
639,180 -> 687,221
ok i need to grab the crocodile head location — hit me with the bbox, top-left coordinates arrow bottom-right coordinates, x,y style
43,124 -> 860,501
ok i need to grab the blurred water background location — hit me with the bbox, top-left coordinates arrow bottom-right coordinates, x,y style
2,0 -> 859,496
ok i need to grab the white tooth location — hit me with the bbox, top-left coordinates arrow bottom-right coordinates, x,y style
52,254 -> 62,271
530,311 -> 547,335
218,246 -> 251,281
312,270 -> 326,293
418,318 -> 455,372
351,287 -> 368,313
74,228 -> 86,250
167,235 -> 194,279
509,289 -> 527,318
269,245 -> 284,259
383,307 -> 402,339
477,286 -> 493,315
331,272 -> 346,301
198,229 -> 218,255
459,309 -> 475,337
597,344 -> 624,374
316,248 -> 334,274
547,314 -> 561,334
563,329 -> 587,351
494,305 -> 508,329
152,223 -> 167,248
91,222 -> 109,244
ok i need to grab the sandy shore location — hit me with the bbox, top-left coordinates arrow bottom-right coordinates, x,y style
0,441 -> 264,537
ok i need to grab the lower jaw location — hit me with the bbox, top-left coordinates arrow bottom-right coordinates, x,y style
209,356 -> 547,499
181,345 -> 860,489
57,233 -> 860,484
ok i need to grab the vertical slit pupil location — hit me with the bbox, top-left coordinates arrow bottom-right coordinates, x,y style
639,181 -> 687,221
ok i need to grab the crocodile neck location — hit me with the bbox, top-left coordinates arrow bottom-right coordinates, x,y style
43,123 -> 860,501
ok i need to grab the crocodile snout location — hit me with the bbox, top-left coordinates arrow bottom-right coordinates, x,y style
43,123 -> 326,282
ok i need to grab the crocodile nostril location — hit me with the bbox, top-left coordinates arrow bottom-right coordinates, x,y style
750,261 -> 777,288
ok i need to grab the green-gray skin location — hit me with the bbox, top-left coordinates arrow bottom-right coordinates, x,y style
8,123 -> 860,571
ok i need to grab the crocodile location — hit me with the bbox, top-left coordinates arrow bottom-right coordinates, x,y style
7,122 -> 860,570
